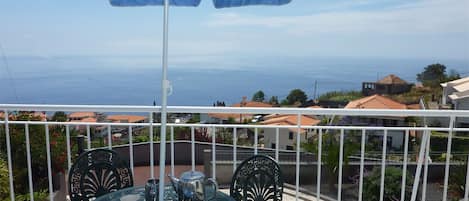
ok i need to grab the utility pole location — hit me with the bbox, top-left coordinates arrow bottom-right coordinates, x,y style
313,80 -> 318,100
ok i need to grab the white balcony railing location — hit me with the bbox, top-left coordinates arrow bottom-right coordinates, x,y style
1,104 -> 469,201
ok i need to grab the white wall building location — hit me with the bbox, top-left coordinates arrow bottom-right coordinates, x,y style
261,114 -> 320,150
441,77 -> 469,126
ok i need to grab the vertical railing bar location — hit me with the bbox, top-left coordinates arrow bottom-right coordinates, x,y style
400,129 -> 410,201
358,129 -> 366,201
149,112 -> 154,179
107,124 -> 112,149
25,124 -> 34,201
171,126 -> 174,176
338,129 -> 344,201
66,125 -> 71,171
129,125 -> 134,177
3,110 -> 14,201
295,113 -> 301,201
464,154 -> 469,201
86,125 -> 91,150
45,125 -> 54,201
379,129 -> 388,201
212,127 -> 216,179
443,116 -> 455,201
275,127 -> 279,161
254,128 -> 258,155
410,129 -> 430,201
317,129 -> 322,201
422,131 -> 430,201
191,126 -> 195,172
233,127 -> 237,173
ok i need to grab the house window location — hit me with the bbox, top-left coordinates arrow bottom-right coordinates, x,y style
289,132 -> 294,140
271,143 -> 276,149
286,145 -> 294,150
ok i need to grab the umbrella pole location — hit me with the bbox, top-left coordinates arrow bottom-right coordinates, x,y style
158,0 -> 169,200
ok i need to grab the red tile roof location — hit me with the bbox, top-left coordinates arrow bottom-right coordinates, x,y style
69,112 -> 96,118
262,114 -> 320,133
107,115 -> 146,123
345,94 -> 407,109
231,101 -> 273,107
71,117 -> 97,123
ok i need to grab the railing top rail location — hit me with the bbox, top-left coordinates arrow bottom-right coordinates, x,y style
1,104 -> 469,117
2,120 -> 469,131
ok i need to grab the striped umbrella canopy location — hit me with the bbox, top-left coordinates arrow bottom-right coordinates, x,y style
109,1 -> 291,200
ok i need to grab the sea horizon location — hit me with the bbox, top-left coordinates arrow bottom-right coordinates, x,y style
1,55 -> 469,106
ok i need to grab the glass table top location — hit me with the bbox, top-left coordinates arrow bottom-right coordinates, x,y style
94,185 -> 235,201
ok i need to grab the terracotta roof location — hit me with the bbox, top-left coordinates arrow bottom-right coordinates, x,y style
107,115 -> 146,123
262,114 -> 320,133
71,117 -> 97,123
406,104 -> 421,110
231,101 -> 273,107
308,105 -> 322,109
0,112 -> 6,120
377,74 -> 408,85
69,112 -> 96,118
345,94 -> 407,109
33,112 -> 47,121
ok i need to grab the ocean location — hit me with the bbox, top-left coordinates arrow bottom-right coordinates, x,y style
1,56 -> 468,106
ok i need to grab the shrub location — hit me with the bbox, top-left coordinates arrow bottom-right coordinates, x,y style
449,161 -> 468,198
0,156 -> 10,200
363,167 -> 413,201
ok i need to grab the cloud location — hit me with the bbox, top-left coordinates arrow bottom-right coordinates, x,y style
206,0 -> 469,36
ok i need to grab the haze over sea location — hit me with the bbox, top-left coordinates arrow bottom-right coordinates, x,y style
1,56 -> 468,106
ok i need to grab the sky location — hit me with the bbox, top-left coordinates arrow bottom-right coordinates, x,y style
0,0 -> 468,65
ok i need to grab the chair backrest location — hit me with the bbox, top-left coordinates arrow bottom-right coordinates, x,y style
230,155 -> 283,201
68,149 -> 133,201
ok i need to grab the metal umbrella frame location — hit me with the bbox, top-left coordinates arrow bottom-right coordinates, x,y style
109,1 -> 291,200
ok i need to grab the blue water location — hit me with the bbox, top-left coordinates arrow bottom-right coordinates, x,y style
1,56 -> 468,106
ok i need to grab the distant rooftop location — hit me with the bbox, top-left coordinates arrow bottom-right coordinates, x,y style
107,115 -> 146,123
69,112 -> 96,118
441,76 -> 469,88
262,114 -> 320,133
71,117 -> 97,123
377,74 -> 409,85
231,101 -> 273,108
441,77 -> 469,100
346,94 -> 407,109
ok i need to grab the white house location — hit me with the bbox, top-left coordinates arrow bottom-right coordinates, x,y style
344,94 -> 417,150
261,114 -> 320,151
441,77 -> 469,126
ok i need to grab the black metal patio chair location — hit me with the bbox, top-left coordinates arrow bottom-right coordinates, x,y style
230,155 -> 283,201
68,149 -> 133,201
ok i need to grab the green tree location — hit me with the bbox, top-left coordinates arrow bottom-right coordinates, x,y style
318,90 -> 363,102
0,112 -> 76,196
252,90 -> 265,102
302,131 -> 359,191
51,111 -> 67,122
416,63 -> 460,88
286,89 -> 308,105
268,96 -> 279,105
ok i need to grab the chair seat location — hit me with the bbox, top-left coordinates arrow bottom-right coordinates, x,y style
230,155 -> 283,201
69,149 -> 133,201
